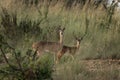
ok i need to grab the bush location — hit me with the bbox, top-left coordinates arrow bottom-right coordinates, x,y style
0,8 -> 42,46
0,35 -> 54,80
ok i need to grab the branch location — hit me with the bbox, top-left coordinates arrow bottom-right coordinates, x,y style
0,48 -> 10,66
0,35 -> 24,74
0,48 -> 20,71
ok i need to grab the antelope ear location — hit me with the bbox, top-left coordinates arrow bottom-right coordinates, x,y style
63,27 -> 65,31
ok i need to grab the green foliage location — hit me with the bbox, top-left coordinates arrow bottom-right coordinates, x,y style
0,7 -> 42,40
0,1 -> 120,80
1,1 -> 119,59
0,35 -> 54,80
0,8 -> 43,50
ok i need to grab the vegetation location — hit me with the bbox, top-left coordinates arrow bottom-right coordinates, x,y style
53,59 -> 120,80
0,0 -> 120,80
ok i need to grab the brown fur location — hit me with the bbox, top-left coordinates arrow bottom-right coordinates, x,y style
32,41 -> 62,56
32,27 -> 65,62
56,39 -> 81,63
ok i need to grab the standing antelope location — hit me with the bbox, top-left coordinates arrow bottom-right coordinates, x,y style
56,18 -> 89,63
32,26 -> 65,61
56,36 -> 83,63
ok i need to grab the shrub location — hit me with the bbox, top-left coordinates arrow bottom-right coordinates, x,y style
0,35 -> 54,80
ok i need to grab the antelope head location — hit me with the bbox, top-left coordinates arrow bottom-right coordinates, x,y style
56,25 -> 65,44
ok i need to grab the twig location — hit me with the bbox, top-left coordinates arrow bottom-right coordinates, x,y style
0,48 -> 10,66
0,48 -> 20,71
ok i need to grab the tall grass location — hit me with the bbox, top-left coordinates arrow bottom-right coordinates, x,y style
0,0 -> 120,59
0,0 -> 120,79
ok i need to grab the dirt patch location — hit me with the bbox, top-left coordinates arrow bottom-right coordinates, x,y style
79,59 -> 120,71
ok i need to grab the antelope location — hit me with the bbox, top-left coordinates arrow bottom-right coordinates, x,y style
56,18 -> 89,63
32,26 -> 65,62
56,36 -> 83,64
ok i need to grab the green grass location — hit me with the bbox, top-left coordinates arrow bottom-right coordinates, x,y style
1,0 -> 120,59
0,0 -> 120,79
